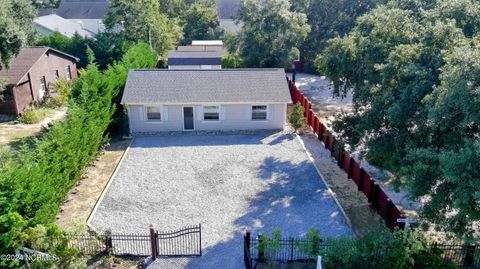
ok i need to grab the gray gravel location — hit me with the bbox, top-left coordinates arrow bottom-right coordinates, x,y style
90,131 -> 351,268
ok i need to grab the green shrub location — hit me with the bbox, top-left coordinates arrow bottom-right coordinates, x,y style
19,109 -> 42,124
0,42 -> 157,268
46,79 -> 74,108
289,102 -> 306,132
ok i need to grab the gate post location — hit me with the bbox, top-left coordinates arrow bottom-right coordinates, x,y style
105,229 -> 113,254
149,224 -> 157,260
464,245 -> 476,267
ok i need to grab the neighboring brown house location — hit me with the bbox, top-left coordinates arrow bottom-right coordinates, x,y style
0,47 -> 78,116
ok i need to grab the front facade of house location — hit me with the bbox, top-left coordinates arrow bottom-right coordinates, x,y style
122,69 -> 291,133
0,47 -> 78,115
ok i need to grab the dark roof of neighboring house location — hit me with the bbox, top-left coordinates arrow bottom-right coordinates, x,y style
168,51 -> 223,66
121,69 -> 291,104
56,0 -> 109,19
38,8 -> 57,16
0,47 -> 79,86
217,0 -> 240,19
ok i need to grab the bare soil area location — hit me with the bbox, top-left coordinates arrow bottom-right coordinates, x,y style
0,107 -> 67,150
56,139 -> 131,229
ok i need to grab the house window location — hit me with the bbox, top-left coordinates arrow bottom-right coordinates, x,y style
252,105 -> 267,120
66,66 -> 71,80
146,106 -> 161,121
54,70 -> 59,80
39,76 -> 47,99
203,106 -> 219,120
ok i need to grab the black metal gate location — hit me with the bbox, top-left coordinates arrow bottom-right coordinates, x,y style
156,224 -> 202,257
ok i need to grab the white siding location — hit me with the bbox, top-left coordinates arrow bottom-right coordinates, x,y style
127,103 -> 287,134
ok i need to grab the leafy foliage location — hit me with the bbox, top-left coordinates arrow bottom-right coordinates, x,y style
104,0 -> 183,55
317,0 -> 480,237
0,0 -> 36,69
321,229 -> 456,269
289,102 -> 306,132
234,0 -> 310,68
299,0 -> 386,62
36,31 -> 132,70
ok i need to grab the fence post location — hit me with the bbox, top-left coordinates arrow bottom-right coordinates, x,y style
370,184 -> 378,206
105,229 -> 113,254
464,245 -> 476,267
258,233 -> 265,262
149,224 -> 157,260
386,199 -> 393,228
358,168 -> 366,191
347,157 -> 355,179
367,179 -> 375,204
290,237 -> 295,262
338,150 -> 344,168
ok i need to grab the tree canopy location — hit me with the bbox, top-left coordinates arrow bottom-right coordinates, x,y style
0,0 -> 36,69
104,0 -> 183,55
317,0 -> 480,238
234,0 -> 310,68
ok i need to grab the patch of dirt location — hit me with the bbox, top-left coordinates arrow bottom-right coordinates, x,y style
299,129 -> 385,237
0,107 -> 67,150
56,139 -> 131,229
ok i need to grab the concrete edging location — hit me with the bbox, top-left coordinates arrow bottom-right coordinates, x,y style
294,132 -> 354,236
86,138 -> 134,225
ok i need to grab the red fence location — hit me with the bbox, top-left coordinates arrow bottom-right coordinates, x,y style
287,77 -> 403,229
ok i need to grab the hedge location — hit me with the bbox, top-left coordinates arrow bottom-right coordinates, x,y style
0,43 -> 157,266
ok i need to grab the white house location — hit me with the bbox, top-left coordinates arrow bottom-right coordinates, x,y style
33,14 -> 94,38
56,0 -> 109,35
121,69 -> 292,134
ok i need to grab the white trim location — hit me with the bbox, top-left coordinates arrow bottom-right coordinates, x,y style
202,105 -> 220,121
144,105 -> 163,122
182,106 -> 195,131
126,105 -> 132,135
251,104 -> 269,121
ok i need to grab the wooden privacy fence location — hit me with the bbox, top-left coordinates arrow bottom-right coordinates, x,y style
287,77 -> 403,229
55,224 -> 202,260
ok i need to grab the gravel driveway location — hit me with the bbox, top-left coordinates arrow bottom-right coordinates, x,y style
90,131 -> 351,268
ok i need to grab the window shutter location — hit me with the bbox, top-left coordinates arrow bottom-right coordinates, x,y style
220,105 -> 226,120
196,106 -> 203,121
267,105 -> 273,120
139,106 -> 145,121
245,105 -> 252,120
163,106 -> 169,121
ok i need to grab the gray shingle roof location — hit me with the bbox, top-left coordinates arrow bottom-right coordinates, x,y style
0,47 -> 78,85
167,51 -> 223,66
121,69 -> 291,104
34,14 -> 94,38
217,0 -> 240,19
57,0 -> 109,19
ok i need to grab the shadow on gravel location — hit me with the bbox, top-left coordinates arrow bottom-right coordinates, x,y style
181,156 -> 351,269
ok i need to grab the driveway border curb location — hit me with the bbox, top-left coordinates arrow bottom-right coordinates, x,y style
86,138 -> 134,225
294,133 -> 354,235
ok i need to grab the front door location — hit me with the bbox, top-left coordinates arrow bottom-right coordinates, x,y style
183,107 -> 194,130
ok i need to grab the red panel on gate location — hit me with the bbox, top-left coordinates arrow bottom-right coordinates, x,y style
361,173 -> 372,197
351,162 -> 361,185
342,153 -> 351,173
389,205 -> 402,229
